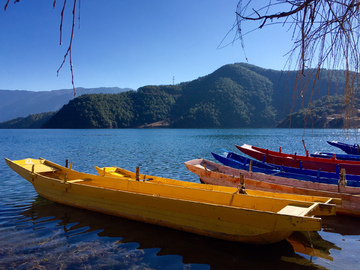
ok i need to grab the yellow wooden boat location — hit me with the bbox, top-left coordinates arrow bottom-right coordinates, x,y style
95,165 -> 341,206
6,158 -> 337,245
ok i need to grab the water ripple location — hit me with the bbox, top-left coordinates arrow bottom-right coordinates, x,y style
1,129 -> 360,269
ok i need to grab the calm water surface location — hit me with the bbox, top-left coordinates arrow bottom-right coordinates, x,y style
1,128 -> 360,269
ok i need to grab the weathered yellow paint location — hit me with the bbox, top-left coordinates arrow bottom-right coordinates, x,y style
5,158 -> 337,244
95,166 -> 338,216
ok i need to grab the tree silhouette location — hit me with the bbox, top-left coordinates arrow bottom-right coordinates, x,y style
236,0 -> 360,130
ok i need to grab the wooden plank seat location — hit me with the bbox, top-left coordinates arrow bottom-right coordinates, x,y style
66,178 -> 91,183
194,163 -> 218,172
25,163 -> 58,173
277,204 -> 312,216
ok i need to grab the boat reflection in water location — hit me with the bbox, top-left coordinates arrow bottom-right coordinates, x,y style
322,214 -> 360,236
11,196 -> 340,269
287,231 -> 340,262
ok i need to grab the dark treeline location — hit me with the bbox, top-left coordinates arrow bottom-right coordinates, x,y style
0,112 -> 56,129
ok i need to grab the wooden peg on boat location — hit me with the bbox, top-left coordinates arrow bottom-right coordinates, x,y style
66,159 -> 69,168
204,164 -> 210,176
239,174 -> 247,194
239,174 -> 245,185
338,168 -> 347,191
228,176 -> 247,206
249,160 -> 253,172
31,164 -> 35,182
136,167 -> 140,181
69,162 -> 73,170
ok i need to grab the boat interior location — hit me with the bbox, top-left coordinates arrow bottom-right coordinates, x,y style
9,158 -> 337,217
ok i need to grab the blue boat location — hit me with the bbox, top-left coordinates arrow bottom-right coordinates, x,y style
311,152 -> 360,161
212,150 -> 360,187
327,141 -> 360,155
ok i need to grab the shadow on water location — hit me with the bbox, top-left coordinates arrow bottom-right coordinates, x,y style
322,214 -> 360,236
2,196 -> 342,269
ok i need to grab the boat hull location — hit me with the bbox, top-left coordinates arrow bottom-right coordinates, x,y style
95,166 -> 339,212
6,158 -> 327,244
311,152 -> 360,161
213,151 -> 360,187
33,184 -> 294,244
327,141 -> 360,155
237,144 -> 360,175
184,158 -> 360,217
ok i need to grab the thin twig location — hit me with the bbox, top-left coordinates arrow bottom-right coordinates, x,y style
59,0 -> 67,45
4,0 -> 10,11
57,0 -> 77,96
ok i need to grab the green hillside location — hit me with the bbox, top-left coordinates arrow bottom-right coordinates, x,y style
2,63 -> 355,129
240,65 -> 353,123
0,87 -> 131,123
42,64 -> 280,128
0,112 -> 56,129
171,64 -> 276,127
277,95 -> 359,128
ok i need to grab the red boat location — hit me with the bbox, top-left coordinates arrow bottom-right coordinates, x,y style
236,144 -> 360,175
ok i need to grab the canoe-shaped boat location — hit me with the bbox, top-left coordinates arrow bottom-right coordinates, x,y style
213,151 -> 360,187
184,158 -> 360,216
327,141 -> 360,155
94,165 -> 339,205
236,144 -> 360,175
311,152 -> 360,161
5,158 -> 336,245
95,166 -> 344,259
244,143 -> 360,166
213,151 -> 279,171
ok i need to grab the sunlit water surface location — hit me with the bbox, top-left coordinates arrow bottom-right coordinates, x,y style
1,129 -> 360,269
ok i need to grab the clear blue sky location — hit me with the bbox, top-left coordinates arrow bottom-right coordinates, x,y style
1,0 -> 294,92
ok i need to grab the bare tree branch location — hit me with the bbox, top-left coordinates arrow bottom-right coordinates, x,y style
57,0 -> 77,96
236,0 -> 360,130
4,0 -> 78,96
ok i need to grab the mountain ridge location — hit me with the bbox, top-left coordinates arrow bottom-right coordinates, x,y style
1,63 -> 356,129
0,87 -> 132,122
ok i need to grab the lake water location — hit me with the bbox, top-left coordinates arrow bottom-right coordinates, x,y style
1,128 -> 360,270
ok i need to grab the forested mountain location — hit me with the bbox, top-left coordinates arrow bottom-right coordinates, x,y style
240,64 -> 349,120
42,88 -> 178,128
42,64 -> 280,128
2,63 -> 355,129
0,112 -> 56,129
0,87 -> 131,122
277,95 -> 359,128
171,64 -> 276,128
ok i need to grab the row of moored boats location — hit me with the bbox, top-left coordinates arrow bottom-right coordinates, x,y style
5,140 -> 360,245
